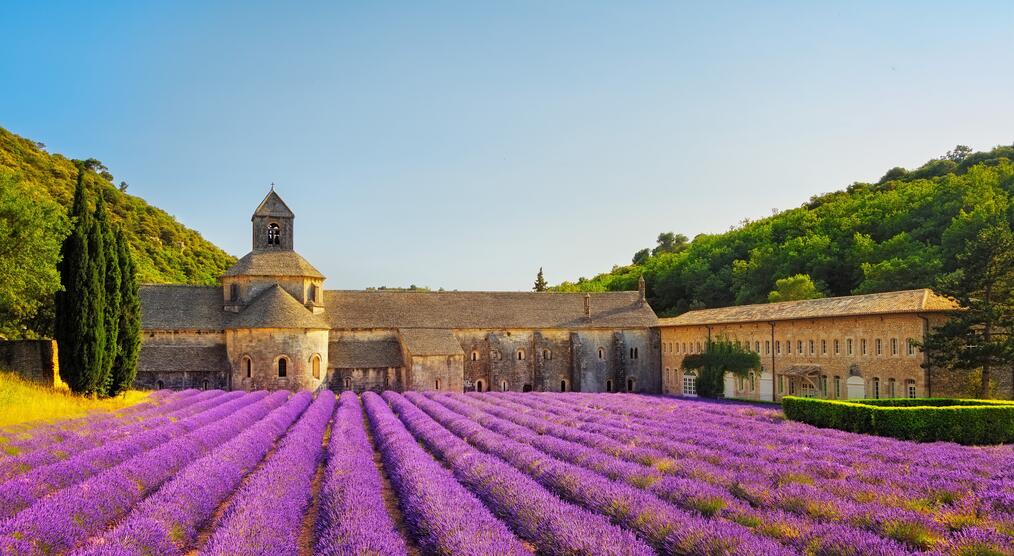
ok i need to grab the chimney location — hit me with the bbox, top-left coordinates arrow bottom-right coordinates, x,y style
638,275 -> 646,304
584,293 -> 591,317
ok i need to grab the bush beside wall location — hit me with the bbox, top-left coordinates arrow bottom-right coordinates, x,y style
782,396 -> 1014,445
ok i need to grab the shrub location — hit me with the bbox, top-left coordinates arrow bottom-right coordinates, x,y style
782,396 -> 1014,445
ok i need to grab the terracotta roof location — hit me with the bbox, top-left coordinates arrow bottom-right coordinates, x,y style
329,337 -> 404,368
223,250 -> 325,278
140,285 -> 226,330
137,345 -> 229,374
227,285 -> 330,329
323,291 -> 658,329
253,190 -> 294,218
398,328 -> 464,356
659,289 -> 958,327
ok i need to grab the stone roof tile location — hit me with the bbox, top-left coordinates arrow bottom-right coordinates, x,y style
329,337 -> 404,368
223,250 -> 324,278
398,329 -> 464,356
137,344 -> 229,374
140,285 -> 226,330
227,284 -> 330,329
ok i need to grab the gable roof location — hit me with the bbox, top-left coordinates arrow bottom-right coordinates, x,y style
140,285 -> 227,330
398,329 -> 464,356
223,250 -> 325,278
227,284 -> 330,329
252,189 -> 294,219
137,344 -> 230,373
322,291 -> 658,329
329,337 -> 404,368
659,288 -> 959,327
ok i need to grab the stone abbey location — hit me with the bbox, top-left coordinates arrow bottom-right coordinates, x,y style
136,190 -> 661,393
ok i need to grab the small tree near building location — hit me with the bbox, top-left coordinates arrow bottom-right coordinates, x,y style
681,337 -> 761,398
533,267 -> 548,292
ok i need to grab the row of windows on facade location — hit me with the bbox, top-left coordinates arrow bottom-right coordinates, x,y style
472,346 -> 640,362
663,337 -> 918,358
661,367 -> 919,400
239,355 -> 322,380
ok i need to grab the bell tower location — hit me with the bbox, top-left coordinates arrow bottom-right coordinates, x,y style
251,186 -> 294,251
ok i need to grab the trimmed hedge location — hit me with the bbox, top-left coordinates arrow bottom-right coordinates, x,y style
782,396 -> 1014,445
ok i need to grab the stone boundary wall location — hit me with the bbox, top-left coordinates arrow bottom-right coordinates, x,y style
0,340 -> 59,387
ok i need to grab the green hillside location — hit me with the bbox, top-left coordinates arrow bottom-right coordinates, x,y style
0,126 -> 235,338
555,145 -> 1014,316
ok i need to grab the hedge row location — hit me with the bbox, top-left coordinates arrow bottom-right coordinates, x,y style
781,396 -> 1014,445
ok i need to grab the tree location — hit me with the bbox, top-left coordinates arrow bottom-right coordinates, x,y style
652,232 -> 688,256
95,194 -> 120,396
681,338 -> 761,398
943,145 -> 973,163
632,248 -> 651,265
54,170 -> 106,394
109,229 -> 140,396
768,274 -> 825,303
533,267 -> 548,292
923,222 -> 1014,398
0,174 -> 69,338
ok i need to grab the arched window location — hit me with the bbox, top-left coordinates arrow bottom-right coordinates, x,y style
500,380 -> 509,392
267,223 -> 280,246
542,349 -> 552,360
888,378 -> 896,398
872,377 -> 880,399
229,283 -> 239,302
906,379 -> 917,398
435,379 -> 441,390
475,379 -> 486,392
156,380 -> 164,390
626,378 -> 634,392
560,379 -> 568,392
665,368 -> 670,384
309,283 -> 318,303
606,379 -> 614,393
277,357 -> 288,378
243,356 -> 252,378
629,347 -> 639,359
517,349 -> 525,361
597,347 -> 605,360
471,351 -> 479,361
202,379 -> 209,390
343,377 -> 351,390
311,354 -> 321,379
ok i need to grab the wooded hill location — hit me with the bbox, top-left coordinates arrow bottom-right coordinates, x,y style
0,126 -> 235,338
554,145 -> 1014,316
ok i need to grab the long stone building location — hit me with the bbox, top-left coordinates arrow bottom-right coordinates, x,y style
656,289 -> 998,401
137,190 -> 661,393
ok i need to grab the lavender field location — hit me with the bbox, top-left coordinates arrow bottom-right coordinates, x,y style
0,390 -> 1012,556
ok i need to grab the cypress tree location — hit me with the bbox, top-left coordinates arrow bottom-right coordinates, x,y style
110,228 -> 140,396
54,171 -> 90,392
85,193 -> 108,395
95,195 -> 120,396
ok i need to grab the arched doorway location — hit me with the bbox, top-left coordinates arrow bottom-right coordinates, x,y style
605,379 -> 613,393
475,379 -> 486,392
156,380 -> 164,390
500,380 -> 509,392
626,378 -> 634,392
560,380 -> 568,392
522,384 -> 533,392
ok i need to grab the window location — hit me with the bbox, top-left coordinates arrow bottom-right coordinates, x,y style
501,380 -> 509,392
517,349 -> 525,361
277,357 -> 288,378
267,223 -> 280,246
629,347 -> 639,359
775,341 -> 781,355
834,339 -> 840,355
665,368 -> 671,385
471,351 -> 479,362
606,380 -> 614,393
229,283 -> 239,302
311,355 -> 321,379
809,340 -> 815,355
846,339 -> 853,356
875,339 -> 882,356
598,347 -> 605,360
696,341 -> 702,353
797,340 -> 803,354
683,372 -> 697,396
156,380 -> 164,389
435,379 -> 441,390
778,375 -> 784,393
765,341 -> 771,355
243,356 -> 252,378
755,341 -> 760,353
682,343 -> 687,353
834,376 -> 841,399
819,375 -> 827,396
821,339 -> 826,355
749,372 -> 756,392
343,377 -> 351,390
202,380 -> 209,390
475,379 -> 486,392
543,349 -> 552,360
626,378 -> 634,392
890,338 -> 898,356
861,339 -> 867,356
786,341 -> 791,354
560,380 -> 568,392
907,338 -> 916,356
888,378 -> 896,398
873,377 -> 880,399
906,379 -> 917,398
309,284 -> 318,303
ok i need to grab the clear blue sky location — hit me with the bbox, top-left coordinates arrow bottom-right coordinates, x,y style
3,2 -> 1013,290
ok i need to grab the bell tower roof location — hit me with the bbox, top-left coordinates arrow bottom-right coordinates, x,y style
252,188 -> 294,220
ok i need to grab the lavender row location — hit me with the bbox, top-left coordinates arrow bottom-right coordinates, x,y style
405,392 -> 790,555
314,391 -> 407,556
0,390 -> 291,555
451,393 -> 919,553
0,390 -> 251,519
384,391 -> 654,556
362,392 -> 532,555
0,389 -> 200,457
73,392 -> 313,556
201,391 -> 336,556
0,389 -> 224,481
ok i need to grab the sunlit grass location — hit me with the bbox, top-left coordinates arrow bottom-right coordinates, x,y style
0,371 -> 150,428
